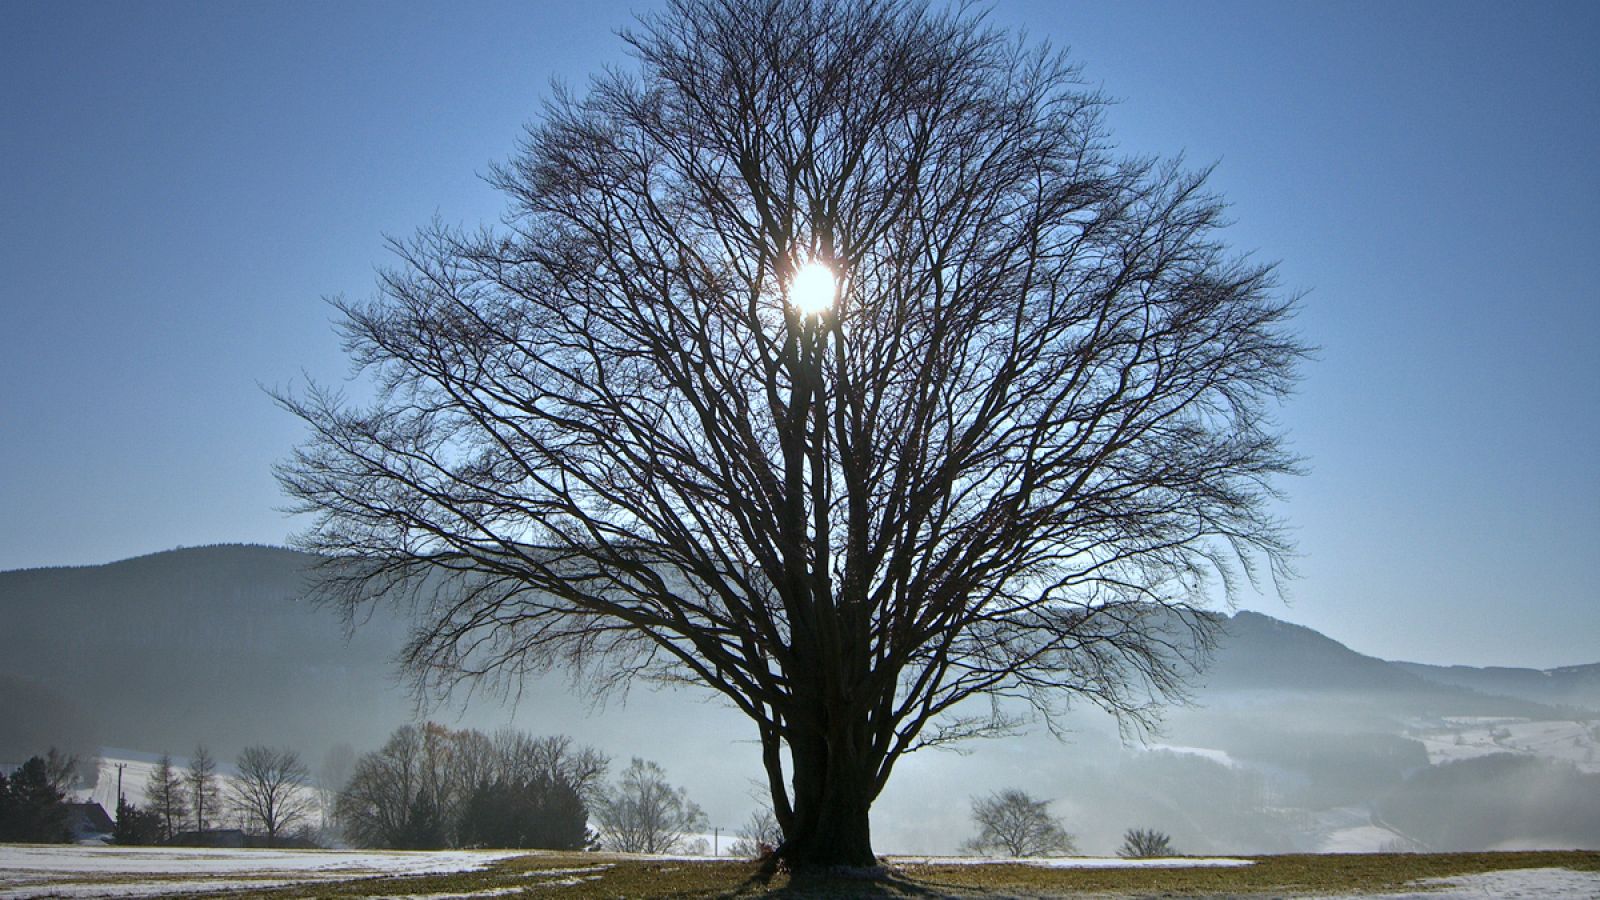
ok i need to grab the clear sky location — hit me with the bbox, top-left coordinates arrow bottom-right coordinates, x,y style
3,1 -> 1596,668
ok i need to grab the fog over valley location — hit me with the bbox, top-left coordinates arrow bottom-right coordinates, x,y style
4,545 -> 1596,856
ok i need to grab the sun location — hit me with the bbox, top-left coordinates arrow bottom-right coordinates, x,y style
788,260 -> 837,317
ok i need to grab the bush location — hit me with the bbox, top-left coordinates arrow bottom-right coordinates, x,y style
594,758 -> 705,854
458,776 -> 593,850
113,798 -> 163,845
1118,827 -> 1175,858
961,789 -> 1076,857
727,807 -> 783,859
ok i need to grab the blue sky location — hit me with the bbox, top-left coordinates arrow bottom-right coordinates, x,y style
3,1 -> 1596,668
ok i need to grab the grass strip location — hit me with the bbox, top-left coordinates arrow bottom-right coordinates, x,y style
94,849 -> 1600,899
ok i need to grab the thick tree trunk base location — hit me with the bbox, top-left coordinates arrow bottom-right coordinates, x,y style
770,735 -> 881,872
777,844 -> 879,870
754,851 -> 891,886
773,814 -> 878,872
787,862 -> 892,880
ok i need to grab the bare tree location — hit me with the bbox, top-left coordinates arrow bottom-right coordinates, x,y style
334,722 -> 603,850
728,806 -> 783,859
1118,827 -> 1175,858
280,0 -> 1302,869
962,789 -> 1076,858
440,727 -> 498,813
186,746 -> 219,834
42,747 -> 95,794
144,753 -> 188,842
594,758 -> 706,854
492,731 -> 608,803
231,746 -> 314,846
335,724 -> 449,849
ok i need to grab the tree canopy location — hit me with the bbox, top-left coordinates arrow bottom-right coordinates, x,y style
281,0 -> 1302,868
963,789 -> 1076,858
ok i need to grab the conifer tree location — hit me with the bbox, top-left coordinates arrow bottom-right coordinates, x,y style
114,797 -> 163,845
144,753 -> 188,841
0,756 -> 69,842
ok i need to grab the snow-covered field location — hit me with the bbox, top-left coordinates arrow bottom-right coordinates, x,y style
889,854 -> 1253,868
79,753 -> 165,816
0,845 -> 521,899
1312,866 -> 1600,899
1411,717 -> 1600,773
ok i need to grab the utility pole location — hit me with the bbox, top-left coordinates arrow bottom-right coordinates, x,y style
713,826 -> 719,857
114,763 -> 128,807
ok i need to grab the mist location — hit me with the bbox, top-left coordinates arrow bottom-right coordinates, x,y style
4,545 -> 1596,855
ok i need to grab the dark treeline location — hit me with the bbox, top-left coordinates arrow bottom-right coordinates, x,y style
1379,754 -> 1600,851
7,724 -> 716,855
333,723 -> 606,851
0,749 -> 89,843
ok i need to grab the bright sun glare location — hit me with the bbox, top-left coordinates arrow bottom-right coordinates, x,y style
789,260 -> 837,317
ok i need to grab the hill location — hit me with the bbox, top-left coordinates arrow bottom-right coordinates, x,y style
3,544 -> 1597,854
1197,611 -> 1579,719
0,545 -> 1585,758
1392,660 -> 1600,713
0,544 -> 414,762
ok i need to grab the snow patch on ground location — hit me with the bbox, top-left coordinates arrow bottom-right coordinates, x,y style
366,889 -> 525,900
80,753 -> 161,815
519,865 -> 612,878
526,875 -> 605,888
0,878 -> 306,899
1141,742 -> 1241,768
1313,866 -> 1600,899
0,844 -> 520,876
8,846 -> 1596,898
0,845 -> 522,899
1307,807 -> 1416,853
891,855 -> 1254,868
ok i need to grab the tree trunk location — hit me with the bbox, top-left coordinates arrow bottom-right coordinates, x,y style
776,725 -> 880,870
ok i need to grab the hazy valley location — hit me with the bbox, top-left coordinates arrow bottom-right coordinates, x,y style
2,544 -> 1596,857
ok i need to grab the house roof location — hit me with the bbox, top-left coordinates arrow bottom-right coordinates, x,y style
63,801 -> 115,834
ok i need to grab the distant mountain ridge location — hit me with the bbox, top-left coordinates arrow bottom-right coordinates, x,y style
1205,611 -> 1435,692
1201,611 -> 1593,717
1,545 -> 1593,763
1391,659 -> 1600,713
0,544 -> 415,763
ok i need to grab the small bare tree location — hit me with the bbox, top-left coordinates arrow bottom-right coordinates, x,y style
186,746 -> 219,834
595,758 -> 706,854
231,746 -> 314,846
280,0 -> 1303,869
1118,827 -> 1175,858
42,748 -> 94,794
962,789 -> 1076,858
728,806 -> 783,858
